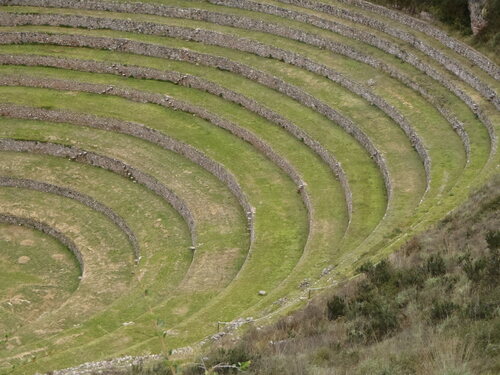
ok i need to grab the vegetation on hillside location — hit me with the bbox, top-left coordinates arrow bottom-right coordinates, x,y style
139,176 -> 500,375
371,0 -> 500,50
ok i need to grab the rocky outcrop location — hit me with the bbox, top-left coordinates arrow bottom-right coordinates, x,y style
468,0 -> 489,35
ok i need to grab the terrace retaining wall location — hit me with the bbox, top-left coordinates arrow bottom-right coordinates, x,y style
0,12 -> 432,189
0,0 -> 475,159
8,0 -> 492,116
0,174 -> 140,259
0,74 -> 315,243
0,32 -> 393,205
256,0 -> 499,105
0,80 -> 256,243
0,54 -> 353,220
0,212 -> 84,273
0,129 -> 197,247
0,2 -> 488,155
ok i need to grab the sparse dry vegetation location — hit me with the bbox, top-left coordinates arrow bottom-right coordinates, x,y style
192,176 -> 499,375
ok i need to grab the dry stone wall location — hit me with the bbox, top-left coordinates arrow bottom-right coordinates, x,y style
0,0 -> 475,159
0,31 -> 392,205
8,0 -> 482,185
0,74 -> 255,244
5,12 -> 484,187
0,54 -> 353,220
0,212 -> 84,272
261,0 -> 499,106
201,0 -> 494,148
332,0 -> 500,80
203,0 -> 473,159
0,74 -> 314,239
0,174 -> 140,259
0,123 -> 197,247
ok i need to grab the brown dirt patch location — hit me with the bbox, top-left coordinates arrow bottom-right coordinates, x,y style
51,254 -> 65,261
17,256 -> 30,264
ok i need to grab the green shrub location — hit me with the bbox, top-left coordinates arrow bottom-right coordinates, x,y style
486,230 -> 500,249
209,346 -> 251,374
251,355 -> 309,375
366,301 -> 400,340
129,359 -> 175,375
426,254 -> 447,276
430,300 -> 459,322
465,299 -> 496,320
458,245 -> 499,287
310,346 -> 332,366
358,260 -> 393,286
370,0 -> 471,33
483,247 -> 500,285
327,296 -> 346,321
348,297 -> 400,342
459,253 -> 486,283
396,266 -> 426,289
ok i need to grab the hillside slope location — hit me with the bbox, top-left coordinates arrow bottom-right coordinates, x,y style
183,175 -> 499,375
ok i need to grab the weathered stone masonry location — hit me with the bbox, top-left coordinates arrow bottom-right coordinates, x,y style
0,0 -> 474,161
0,54 -> 354,221
0,174 -> 140,259
0,74 -> 315,246
0,213 -> 84,273
0,32 -> 393,207
205,0 -> 473,159
0,12 -> 430,192
0,71 -> 261,246
0,126 -> 197,248
260,0 -> 499,106
202,0 -> 490,154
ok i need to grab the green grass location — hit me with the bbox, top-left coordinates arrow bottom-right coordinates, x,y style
0,15 -> 478,230
230,0 -> 500,118
0,36 -> 383,248
0,186 -> 134,329
0,223 -> 80,335
0,84 -> 313,372
0,117 -> 248,262
299,0 -> 500,77
0,117 -> 251,369
0,42 -> 388,252
0,1 -> 496,373
0,59 -> 390,290
0,149 -> 193,333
